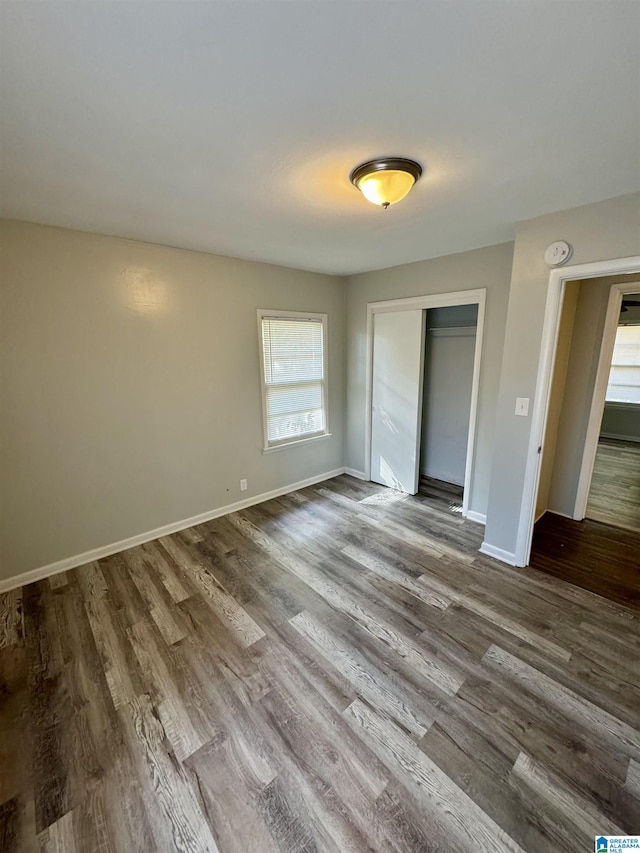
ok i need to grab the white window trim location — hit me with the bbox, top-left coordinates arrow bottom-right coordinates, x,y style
257,309 -> 330,452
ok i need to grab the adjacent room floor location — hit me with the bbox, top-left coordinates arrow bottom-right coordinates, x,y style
586,438 -> 640,533
530,437 -> 640,610
530,512 -> 640,609
1,475 -> 639,851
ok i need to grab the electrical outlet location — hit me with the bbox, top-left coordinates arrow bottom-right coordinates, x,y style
240,478 -> 248,491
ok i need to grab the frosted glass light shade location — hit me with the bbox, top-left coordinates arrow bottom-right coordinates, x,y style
350,158 -> 422,208
357,170 -> 416,207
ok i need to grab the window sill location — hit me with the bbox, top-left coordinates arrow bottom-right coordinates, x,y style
263,433 -> 332,454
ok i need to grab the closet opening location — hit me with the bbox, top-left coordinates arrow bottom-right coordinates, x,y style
366,289 -> 485,521
418,304 -> 478,511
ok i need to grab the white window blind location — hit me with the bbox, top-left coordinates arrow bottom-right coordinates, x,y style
260,314 -> 327,447
606,325 -> 640,404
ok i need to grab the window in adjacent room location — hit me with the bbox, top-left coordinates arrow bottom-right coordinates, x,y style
605,324 -> 640,404
258,310 -> 329,449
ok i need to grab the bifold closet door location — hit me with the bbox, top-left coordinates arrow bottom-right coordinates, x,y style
370,309 -> 425,494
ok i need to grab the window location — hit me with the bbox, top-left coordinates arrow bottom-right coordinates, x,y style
606,324 -> 640,404
258,311 -> 329,449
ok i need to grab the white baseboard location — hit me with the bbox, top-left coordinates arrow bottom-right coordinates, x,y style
420,471 -> 465,487
536,508 -> 577,523
465,510 -> 486,525
0,467 -> 345,594
545,509 -> 577,521
479,541 -> 517,566
343,467 -> 366,480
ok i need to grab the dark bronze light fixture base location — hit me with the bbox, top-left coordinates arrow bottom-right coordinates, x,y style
349,157 -> 423,187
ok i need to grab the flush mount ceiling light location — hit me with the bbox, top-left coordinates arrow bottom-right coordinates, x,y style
350,157 -> 423,209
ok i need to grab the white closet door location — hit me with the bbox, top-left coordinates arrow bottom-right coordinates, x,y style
370,310 -> 425,494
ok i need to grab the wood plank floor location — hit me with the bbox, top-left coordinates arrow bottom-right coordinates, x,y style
419,475 -> 464,511
1,475 -> 639,852
531,512 -> 640,609
586,438 -> 640,533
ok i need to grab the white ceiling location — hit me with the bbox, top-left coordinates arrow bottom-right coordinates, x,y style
1,1 -> 639,275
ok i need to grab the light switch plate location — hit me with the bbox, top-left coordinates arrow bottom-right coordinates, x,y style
515,397 -> 529,417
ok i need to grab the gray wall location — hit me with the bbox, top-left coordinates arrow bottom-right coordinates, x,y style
4,192 -> 638,579
484,192 -> 640,557
0,220 -> 345,579
425,304 -> 479,329
601,403 -> 640,442
421,306 -> 477,486
619,302 -> 640,325
345,242 -> 514,519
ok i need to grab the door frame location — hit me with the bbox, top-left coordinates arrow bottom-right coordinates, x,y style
573,278 -> 640,519
514,255 -> 640,567
365,288 -> 486,518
